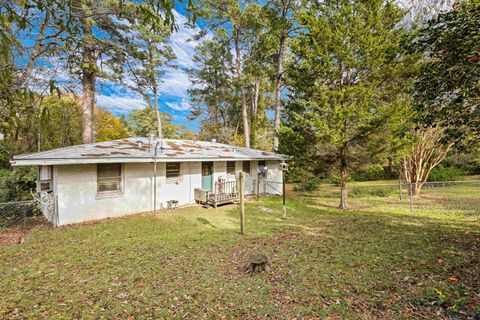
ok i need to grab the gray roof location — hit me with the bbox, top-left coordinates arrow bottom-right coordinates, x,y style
11,137 -> 286,166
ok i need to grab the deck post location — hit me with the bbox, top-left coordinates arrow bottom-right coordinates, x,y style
282,169 -> 286,220
239,172 -> 245,235
214,181 -> 218,208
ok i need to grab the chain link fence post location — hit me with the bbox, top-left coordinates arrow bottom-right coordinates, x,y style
408,183 -> 413,211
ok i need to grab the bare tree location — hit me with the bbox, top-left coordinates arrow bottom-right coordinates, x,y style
403,127 -> 454,197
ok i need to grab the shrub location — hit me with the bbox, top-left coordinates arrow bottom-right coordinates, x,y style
293,176 -> 322,191
350,165 -> 390,181
428,166 -> 464,182
0,167 -> 37,202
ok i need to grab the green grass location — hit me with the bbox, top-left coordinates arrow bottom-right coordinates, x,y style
1,194 -> 479,319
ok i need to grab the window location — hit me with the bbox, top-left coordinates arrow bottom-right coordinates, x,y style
166,162 -> 181,180
227,161 -> 236,174
97,163 -> 122,193
242,161 -> 250,174
258,160 -> 266,168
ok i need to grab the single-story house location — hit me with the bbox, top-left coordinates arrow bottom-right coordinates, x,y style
11,137 -> 286,226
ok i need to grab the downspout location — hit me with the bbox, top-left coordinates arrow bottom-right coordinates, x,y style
153,141 -> 159,214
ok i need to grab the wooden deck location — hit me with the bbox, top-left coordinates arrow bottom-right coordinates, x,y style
195,180 -> 239,208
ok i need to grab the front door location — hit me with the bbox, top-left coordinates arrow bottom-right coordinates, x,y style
202,162 -> 213,192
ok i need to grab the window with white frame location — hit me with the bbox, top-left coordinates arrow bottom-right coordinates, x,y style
97,163 -> 122,193
166,162 -> 181,181
226,161 -> 236,174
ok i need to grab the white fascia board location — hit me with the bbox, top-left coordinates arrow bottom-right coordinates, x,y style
11,156 -> 284,166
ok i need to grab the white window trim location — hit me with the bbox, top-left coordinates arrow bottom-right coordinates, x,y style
96,163 -> 124,199
166,162 -> 183,183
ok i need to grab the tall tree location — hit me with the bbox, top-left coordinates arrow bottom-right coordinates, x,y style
128,20 -> 176,139
188,31 -> 237,138
411,0 -> 480,146
285,0 -> 414,208
399,0 -> 480,194
264,0 -> 298,151
64,0 -> 176,143
189,0 -> 260,148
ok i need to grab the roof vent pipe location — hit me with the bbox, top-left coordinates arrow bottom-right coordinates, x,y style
137,141 -> 143,148
148,134 -> 155,152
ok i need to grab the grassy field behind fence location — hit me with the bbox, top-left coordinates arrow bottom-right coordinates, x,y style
307,180 -> 480,214
1,190 -> 479,319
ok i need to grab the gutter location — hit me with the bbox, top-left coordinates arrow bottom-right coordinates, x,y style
11,155 -> 288,166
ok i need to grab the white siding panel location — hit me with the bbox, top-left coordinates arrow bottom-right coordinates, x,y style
55,162 -> 202,225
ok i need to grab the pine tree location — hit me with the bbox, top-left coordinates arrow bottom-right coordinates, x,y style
285,0 -> 414,208
64,0 -> 176,143
127,21 -> 176,139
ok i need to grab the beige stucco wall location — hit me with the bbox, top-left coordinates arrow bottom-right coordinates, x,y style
54,160 -> 282,225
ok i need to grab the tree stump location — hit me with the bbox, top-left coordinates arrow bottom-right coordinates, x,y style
243,253 -> 270,274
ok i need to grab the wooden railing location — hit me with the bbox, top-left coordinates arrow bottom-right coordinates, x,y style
214,180 -> 239,204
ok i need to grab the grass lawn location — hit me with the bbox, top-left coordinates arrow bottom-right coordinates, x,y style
1,193 -> 479,319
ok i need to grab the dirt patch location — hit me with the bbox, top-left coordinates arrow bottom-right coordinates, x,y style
0,228 -> 29,246
0,222 -> 51,246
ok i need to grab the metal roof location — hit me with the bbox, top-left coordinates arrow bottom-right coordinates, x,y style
11,137 -> 286,166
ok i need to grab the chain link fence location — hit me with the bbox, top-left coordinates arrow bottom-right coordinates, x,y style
292,180 -> 480,214
410,180 -> 480,213
0,200 -> 49,245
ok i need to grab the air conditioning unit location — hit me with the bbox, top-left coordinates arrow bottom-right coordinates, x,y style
38,180 -> 53,192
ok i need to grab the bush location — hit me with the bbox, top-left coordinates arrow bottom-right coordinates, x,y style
293,176 -> 322,191
428,166 -> 464,182
0,167 -> 37,202
350,165 -> 390,181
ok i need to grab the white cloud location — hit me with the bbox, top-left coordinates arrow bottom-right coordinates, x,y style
165,99 -> 191,111
96,94 -> 146,114
158,69 -> 192,97
169,10 -> 205,69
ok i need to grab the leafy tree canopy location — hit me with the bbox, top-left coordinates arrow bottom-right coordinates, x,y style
410,0 -> 480,147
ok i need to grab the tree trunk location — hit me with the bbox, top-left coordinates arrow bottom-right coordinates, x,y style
234,27 -> 250,148
250,80 -> 259,148
154,90 -> 162,139
339,156 -> 348,209
273,34 -> 286,152
81,14 -> 96,144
